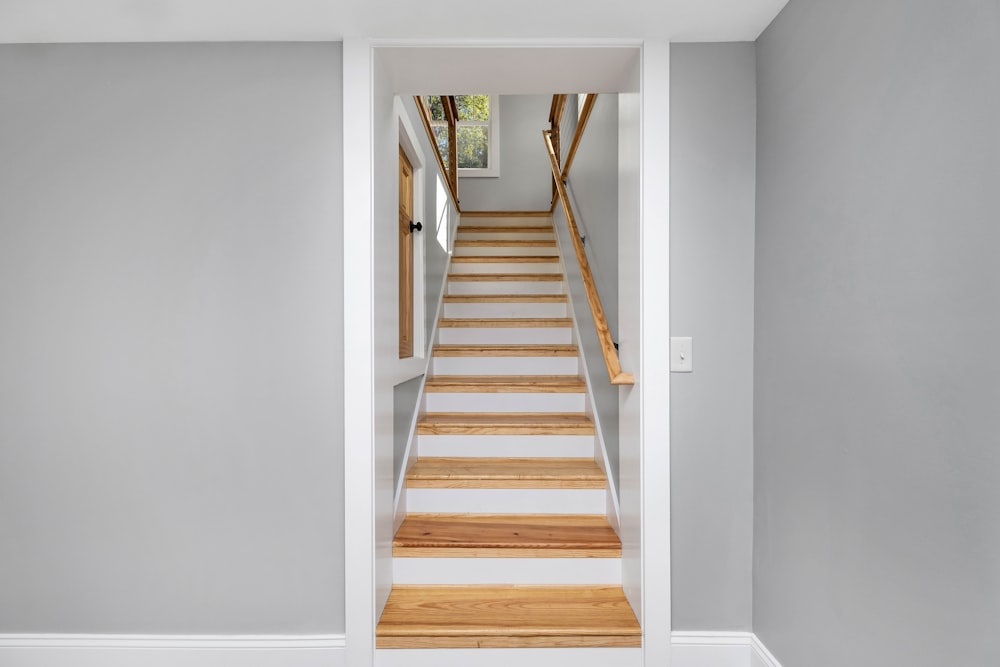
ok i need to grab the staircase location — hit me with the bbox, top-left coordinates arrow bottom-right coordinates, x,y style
376,212 -> 640,660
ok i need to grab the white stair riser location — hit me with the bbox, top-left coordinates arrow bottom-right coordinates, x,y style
424,392 -> 585,413
393,557 -> 621,585
450,262 -> 562,274
448,281 -> 565,295
437,328 -> 573,344
377,648 -> 642,667
456,231 -> 555,241
443,302 -> 568,318
453,245 -> 558,256
432,356 -> 580,376
417,434 -> 595,458
458,217 -> 552,227
405,488 -> 607,514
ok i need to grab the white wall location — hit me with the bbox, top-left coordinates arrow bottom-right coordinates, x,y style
0,43 -> 345,633
457,94 -> 552,211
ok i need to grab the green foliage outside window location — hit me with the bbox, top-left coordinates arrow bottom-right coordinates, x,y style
425,95 -> 491,170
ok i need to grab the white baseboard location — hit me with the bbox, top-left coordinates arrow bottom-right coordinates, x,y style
0,631 -> 779,667
672,632 -> 782,667
749,633 -> 783,667
0,634 -> 345,667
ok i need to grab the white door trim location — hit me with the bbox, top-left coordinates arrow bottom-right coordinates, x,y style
342,38 -> 376,667
343,38 -> 671,667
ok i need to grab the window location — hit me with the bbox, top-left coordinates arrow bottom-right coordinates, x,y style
425,94 -> 499,177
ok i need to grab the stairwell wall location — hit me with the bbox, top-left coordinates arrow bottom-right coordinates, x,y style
393,95 -> 458,488
553,93 -> 623,491
457,94 -> 553,211
0,43 -> 345,634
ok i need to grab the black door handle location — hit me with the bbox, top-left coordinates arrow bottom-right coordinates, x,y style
410,221 -> 423,233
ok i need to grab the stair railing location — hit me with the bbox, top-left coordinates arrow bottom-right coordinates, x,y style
543,127 -> 634,386
413,95 -> 461,211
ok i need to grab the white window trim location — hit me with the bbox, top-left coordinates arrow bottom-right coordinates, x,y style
429,94 -> 500,178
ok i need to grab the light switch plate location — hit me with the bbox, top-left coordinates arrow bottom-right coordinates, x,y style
670,337 -> 693,372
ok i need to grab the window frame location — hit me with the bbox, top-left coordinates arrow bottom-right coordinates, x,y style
429,94 -> 500,178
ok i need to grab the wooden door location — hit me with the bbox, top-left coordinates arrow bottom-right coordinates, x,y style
399,146 -> 414,358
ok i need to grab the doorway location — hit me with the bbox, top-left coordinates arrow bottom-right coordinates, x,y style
342,40 -> 672,667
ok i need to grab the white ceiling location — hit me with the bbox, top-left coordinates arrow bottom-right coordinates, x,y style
0,0 -> 789,44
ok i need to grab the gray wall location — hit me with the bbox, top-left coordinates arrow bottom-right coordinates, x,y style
670,43 -> 757,631
458,94 -> 552,211
0,43 -> 345,634
755,1 -> 1000,664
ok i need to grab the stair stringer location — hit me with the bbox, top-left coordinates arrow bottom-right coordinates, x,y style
392,252 -> 454,532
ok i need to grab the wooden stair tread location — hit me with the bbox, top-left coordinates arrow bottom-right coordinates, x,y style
425,375 -> 586,393
457,226 -> 554,233
452,255 -> 560,263
432,344 -> 579,357
438,317 -> 573,328
417,412 -> 594,435
454,239 -> 557,247
406,457 -> 606,489
376,585 -> 640,648
394,513 -> 620,557
442,294 -> 567,303
447,273 -> 563,282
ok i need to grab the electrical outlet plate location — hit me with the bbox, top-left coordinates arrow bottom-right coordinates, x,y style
670,337 -> 693,372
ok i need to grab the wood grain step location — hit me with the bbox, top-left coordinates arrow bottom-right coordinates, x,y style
425,375 -> 586,393
447,273 -> 563,282
452,255 -> 560,264
455,239 -> 557,247
393,514 -> 621,557
376,585 -> 641,648
443,294 -> 567,303
406,457 -> 606,489
438,318 -> 573,328
417,413 -> 594,435
433,344 -> 579,357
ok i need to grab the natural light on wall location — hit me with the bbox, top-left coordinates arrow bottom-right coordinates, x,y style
435,174 -> 449,253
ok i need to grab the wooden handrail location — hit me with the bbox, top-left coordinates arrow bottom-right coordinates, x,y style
413,95 -> 461,212
542,129 -> 633,386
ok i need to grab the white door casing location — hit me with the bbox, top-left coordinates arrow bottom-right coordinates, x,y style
343,39 -> 670,667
